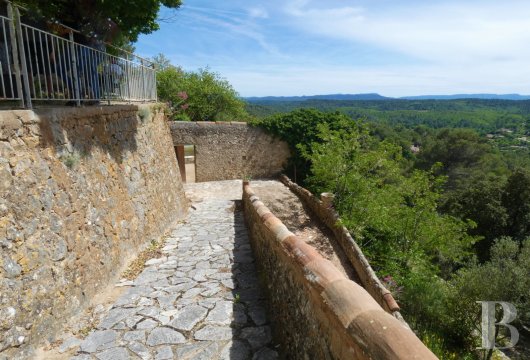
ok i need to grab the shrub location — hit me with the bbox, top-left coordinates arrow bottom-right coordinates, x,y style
447,237 -> 530,355
304,122 -> 477,279
156,64 -> 249,122
254,108 -> 361,182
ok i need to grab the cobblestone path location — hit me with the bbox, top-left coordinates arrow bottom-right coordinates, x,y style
72,181 -> 278,360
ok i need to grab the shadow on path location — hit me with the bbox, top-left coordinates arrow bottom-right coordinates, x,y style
225,200 -> 279,359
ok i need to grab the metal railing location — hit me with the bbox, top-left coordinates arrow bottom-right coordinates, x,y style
0,2 -> 156,108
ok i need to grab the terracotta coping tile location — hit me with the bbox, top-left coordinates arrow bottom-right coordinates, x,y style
257,206 -> 272,218
321,279 -> 382,327
383,293 -> 400,312
262,213 -> 281,227
347,310 -> 438,360
275,225 -> 294,243
279,175 -> 401,315
260,212 -> 275,222
304,258 -> 345,290
264,216 -> 288,236
282,235 -> 321,266
252,200 -> 265,209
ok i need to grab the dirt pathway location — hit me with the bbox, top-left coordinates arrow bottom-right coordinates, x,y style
250,180 -> 360,282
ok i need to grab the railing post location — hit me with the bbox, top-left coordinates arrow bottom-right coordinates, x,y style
68,31 -> 81,106
141,58 -> 146,102
125,53 -> 131,103
13,6 -> 31,109
125,54 -> 132,104
6,2 -> 24,108
153,64 -> 157,102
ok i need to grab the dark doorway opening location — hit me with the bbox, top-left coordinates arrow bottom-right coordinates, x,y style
174,144 -> 196,183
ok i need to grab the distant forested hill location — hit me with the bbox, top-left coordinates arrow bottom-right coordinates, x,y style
245,93 -> 391,102
401,93 -> 530,100
246,99 -> 530,150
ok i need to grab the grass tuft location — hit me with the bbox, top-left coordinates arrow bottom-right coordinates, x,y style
122,239 -> 164,280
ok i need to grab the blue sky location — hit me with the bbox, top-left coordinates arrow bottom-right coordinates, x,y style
135,0 -> 530,97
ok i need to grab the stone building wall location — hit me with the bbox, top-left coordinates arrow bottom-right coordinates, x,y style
169,121 -> 290,182
243,182 -> 437,360
0,105 -> 188,358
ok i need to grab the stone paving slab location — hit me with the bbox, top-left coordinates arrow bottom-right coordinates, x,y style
71,180 -> 278,360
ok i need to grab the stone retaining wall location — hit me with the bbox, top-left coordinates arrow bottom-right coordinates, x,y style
243,182 -> 437,359
0,105 -> 188,358
278,175 -> 402,317
169,121 -> 289,182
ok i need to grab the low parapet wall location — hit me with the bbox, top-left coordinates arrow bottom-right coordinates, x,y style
278,175 -> 401,317
243,182 -> 437,359
0,105 -> 188,358
169,121 -> 289,182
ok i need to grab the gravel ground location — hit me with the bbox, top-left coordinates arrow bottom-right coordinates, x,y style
250,180 -> 359,282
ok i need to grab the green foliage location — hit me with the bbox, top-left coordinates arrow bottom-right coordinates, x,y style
61,152 -> 80,169
255,105 -> 530,357
233,293 -> 241,303
394,237 -> 530,359
19,0 -> 182,42
418,331 -> 475,360
152,53 -> 172,71
503,168 -> 530,240
254,109 -> 359,182
420,131 -> 530,259
416,129 -> 493,173
156,65 -> 249,122
156,65 -> 184,107
246,98 -> 530,151
137,107 -> 152,122
448,238 -> 530,353
303,123 -> 477,279
442,176 -> 508,260
401,272 -> 475,359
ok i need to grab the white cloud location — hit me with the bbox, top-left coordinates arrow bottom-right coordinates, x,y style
248,7 -> 269,19
184,10 -> 284,57
283,0 -> 530,66
222,60 -> 530,97
139,1 -> 530,96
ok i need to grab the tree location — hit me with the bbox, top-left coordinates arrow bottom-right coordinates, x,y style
304,122 -> 477,279
448,237 -> 530,359
18,0 -> 182,43
416,128 -> 494,189
300,120 -> 482,358
441,175 -> 508,261
156,65 -> 248,122
502,168 -> 530,240
152,53 -> 172,71
440,167 -> 530,260
254,109 -> 361,183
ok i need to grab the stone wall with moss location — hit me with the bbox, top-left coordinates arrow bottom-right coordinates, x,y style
0,105 -> 188,358
169,121 -> 290,182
